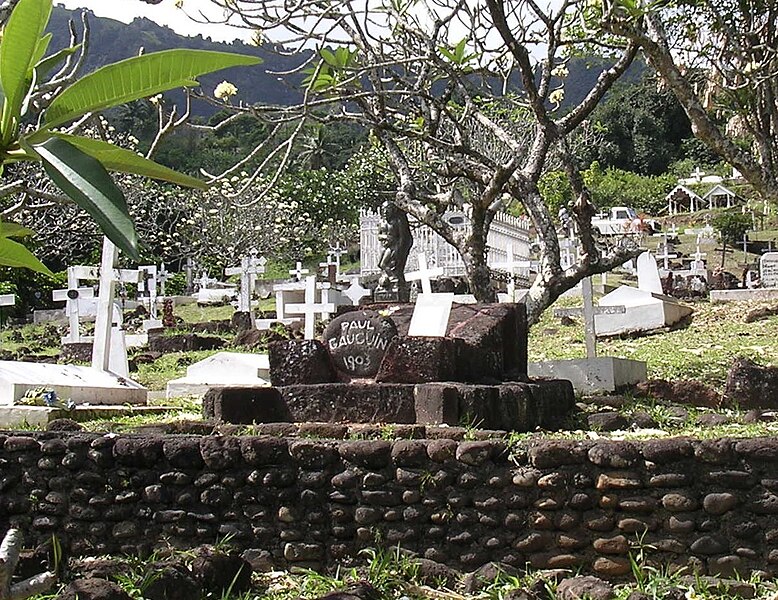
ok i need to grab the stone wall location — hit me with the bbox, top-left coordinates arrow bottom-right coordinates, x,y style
2,431 -> 778,578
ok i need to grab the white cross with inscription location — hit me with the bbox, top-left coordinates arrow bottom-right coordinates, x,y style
285,275 -> 336,339
225,254 -> 267,313
289,261 -> 310,282
405,253 -> 444,295
553,277 -> 625,359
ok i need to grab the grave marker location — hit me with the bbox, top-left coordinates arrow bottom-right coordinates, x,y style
655,234 -> 678,270
408,293 -> 454,337
285,275 -> 336,339
289,261 -> 310,282
323,311 -> 398,377
760,252 -> 778,288
405,253 -> 444,295
225,254 -> 267,313
91,238 -> 137,376
158,264 -> 170,297
553,277 -> 625,358
343,277 -> 371,306
637,252 -> 664,295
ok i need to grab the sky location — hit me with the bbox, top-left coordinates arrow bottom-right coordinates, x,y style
57,0 -> 250,43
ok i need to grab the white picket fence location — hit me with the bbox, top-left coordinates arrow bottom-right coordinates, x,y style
360,208 -> 532,277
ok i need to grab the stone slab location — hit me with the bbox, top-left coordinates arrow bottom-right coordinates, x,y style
166,352 -> 270,399
710,289 -> 778,302
0,361 -> 147,406
0,405 -> 171,428
528,357 -> 648,394
268,340 -> 337,386
33,309 -> 67,324
414,380 -> 575,431
202,387 -> 286,424
375,337 -> 458,383
595,286 -> 693,337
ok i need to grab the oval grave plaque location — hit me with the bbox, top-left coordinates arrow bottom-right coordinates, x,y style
323,311 -> 398,377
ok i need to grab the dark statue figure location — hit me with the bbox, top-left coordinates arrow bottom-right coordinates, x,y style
376,200 -> 413,301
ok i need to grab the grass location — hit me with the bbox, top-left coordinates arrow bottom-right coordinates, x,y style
529,297 -> 778,391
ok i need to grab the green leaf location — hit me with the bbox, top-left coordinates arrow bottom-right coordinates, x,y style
0,236 -> 53,275
0,221 -> 35,238
53,133 -> 207,189
44,49 -> 262,128
32,32 -> 53,67
34,137 -> 140,260
35,43 -> 82,81
320,49 -> 337,66
0,0 -> 52,128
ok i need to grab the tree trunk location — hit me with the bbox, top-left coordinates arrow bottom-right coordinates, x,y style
463,205 -> 496,303
0,529 -> 57,600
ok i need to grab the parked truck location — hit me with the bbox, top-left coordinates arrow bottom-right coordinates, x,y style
591,206 -> 660,236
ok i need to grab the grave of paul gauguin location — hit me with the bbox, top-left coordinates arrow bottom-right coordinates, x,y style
204,302 -> 575,431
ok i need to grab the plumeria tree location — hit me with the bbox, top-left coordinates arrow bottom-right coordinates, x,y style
172,0 -> 640,322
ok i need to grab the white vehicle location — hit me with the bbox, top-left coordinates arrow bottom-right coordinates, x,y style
591,206 -> 659,236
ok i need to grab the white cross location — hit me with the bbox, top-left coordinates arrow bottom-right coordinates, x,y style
289,261 -> 310,282
328,242 -> 346,278
343,277 -> 371,306
138,265 -> 158,319
492,245 -> 532,274
54,260 -> 137,344
553,277 -> 625,359
655,234 -> 678,270
92,238 -> 137,376
405,253 -> 444,295
691,166 -> 705,181
285,275 -> 336,339
197,271 -> 216,290
225,254 -> 267,313
185,257 -> 196,293
319,255 -> 338,283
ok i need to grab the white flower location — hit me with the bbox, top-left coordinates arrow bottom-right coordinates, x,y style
214,81 -> 238,101
551,64 -> 569,78
549,88 -> 565,106
149,94 -> 163,105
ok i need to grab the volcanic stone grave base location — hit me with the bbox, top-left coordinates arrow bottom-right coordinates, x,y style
528,357 -> 647,394
202,379 -> 574,431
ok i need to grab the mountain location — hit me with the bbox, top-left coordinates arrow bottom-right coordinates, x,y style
47,5 -> 643,116
48,5 -> 307,114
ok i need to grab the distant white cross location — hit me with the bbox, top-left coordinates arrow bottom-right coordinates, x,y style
319,255 -> 338,284
691,166 -> 705,181
197,271 -> 216,290
328,242 -> 347,278
138,265 -> 158,319
289,261 -> 310,282
285,275 -> 336,339
655,234 -> 678,270
225,254 -> 267,313
405,253 -> 444,295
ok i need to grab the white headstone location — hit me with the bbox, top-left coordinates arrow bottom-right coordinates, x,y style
760,252 -> 778,288
408,293 -> 454,337
637,252 -> 663,295
285,275 -> 336,339
165,352 -> 270,399
0,294 -> 14,307
405,253 -> 444,295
